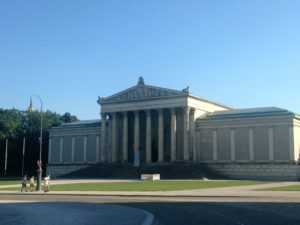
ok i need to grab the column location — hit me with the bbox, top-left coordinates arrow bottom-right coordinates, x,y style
134,111 -> 140,166
289,126 -> 294,161
83,136 -> 87,162
96,136 -> 100,162
183,107 -> 190,160
111,112 -> 117,162
170,108 -> 177,162
71,137 -> 75,163
108,115 -> 112,162
268,127 -> 274,161
249,128 -> 254,161
213,130 -> 217,161
59,137 -> 63,163
190,108 -> 196,161
122,111 -> 128,162
230,129 -> 235,161
100,113 -> 106,162
196,131 -> 201,161
48,138 -> 52,163
146,110 -> 152,163
158,109 -> 164,162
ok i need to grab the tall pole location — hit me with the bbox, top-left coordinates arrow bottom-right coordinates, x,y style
37,104 -> 43,191
21,137 -> 25,177
28,95 -> 43,191
4,139 -> 8,177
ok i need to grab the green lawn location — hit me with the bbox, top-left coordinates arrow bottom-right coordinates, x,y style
43,180 -> 264,192
0,180 -> 20,185
263,185 -> 300,191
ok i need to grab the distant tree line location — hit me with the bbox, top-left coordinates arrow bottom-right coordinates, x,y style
0,109 -> 78,178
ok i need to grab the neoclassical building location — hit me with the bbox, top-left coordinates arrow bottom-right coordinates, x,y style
48,77 -> 300,180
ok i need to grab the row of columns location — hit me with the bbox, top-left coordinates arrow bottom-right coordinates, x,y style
100,107 -> 195,164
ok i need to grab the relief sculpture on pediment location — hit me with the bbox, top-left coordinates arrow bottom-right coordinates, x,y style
101,85 -> 184,103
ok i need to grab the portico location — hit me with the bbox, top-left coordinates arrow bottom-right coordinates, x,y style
97,77 -> 230,165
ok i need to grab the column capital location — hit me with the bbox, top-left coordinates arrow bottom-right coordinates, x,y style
101,113 -> 107,120
183,106 -> 191,114
106,113 -> 112,120
157,108 -> 164,114
122,111 -> 128,117
170,108 -> 176,114
145,109 -> 151,116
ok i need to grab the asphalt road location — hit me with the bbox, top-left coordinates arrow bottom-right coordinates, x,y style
123,201 -> 300,225
0,201 -> 153,225
1,195 -> 300,225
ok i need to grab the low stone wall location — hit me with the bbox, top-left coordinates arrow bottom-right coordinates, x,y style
47,164 -> 90,177
207,162 -> 300,181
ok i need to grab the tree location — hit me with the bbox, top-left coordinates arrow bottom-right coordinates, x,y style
0,109 -> 22,139
0,108 -> 79,177
60,112 -> 78,123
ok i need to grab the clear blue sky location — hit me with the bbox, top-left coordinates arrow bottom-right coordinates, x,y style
1,0 -> 300,120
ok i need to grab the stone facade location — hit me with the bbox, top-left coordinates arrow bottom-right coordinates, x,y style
47,78 -> 300,180
195,108 -> 300,163
48,120 -> 101,165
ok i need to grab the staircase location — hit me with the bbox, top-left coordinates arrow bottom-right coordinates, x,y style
60,162 -> 225,179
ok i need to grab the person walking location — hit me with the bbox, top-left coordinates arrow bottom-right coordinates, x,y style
44,174 -> 50,192
21,175 -> 28,192
29,176 -> 35,192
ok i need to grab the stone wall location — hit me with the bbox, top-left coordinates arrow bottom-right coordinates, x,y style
207,162 -> 300,181
196,115 -> 296,163
47,164 -> 90,177
49,124 -> 101,165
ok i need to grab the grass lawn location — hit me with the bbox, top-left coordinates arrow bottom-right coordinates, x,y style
262,185 -> 300,191
0,180 -> 20,186
12,180 -> 266,192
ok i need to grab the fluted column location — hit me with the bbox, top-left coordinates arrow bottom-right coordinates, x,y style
146,110 -> 152,163
122,111 -> 128,162
183,107 -> 190,160
100,113 -> 106,162
134,111 -> 140,166
158,109 -> 164,163
111,112 -> 117,162
170,108 -> 177,162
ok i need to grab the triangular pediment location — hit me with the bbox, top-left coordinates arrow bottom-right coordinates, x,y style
98,78 -> 188,104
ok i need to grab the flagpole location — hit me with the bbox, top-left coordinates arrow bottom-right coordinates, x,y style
22,137 -> 26,177
4,139 -> 8,177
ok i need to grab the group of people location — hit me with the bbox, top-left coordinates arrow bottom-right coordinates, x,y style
21,174 -> 51,192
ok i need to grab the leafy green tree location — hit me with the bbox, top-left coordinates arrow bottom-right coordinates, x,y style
0,109 -> 22,139
0,108 -> 79,177
60,112 -> 78,123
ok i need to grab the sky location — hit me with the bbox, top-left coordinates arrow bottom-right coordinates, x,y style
0,0 -> 300,120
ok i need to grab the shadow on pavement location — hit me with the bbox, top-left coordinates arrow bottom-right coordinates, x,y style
0,202 -> 150,225
120,201 -> 300,225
